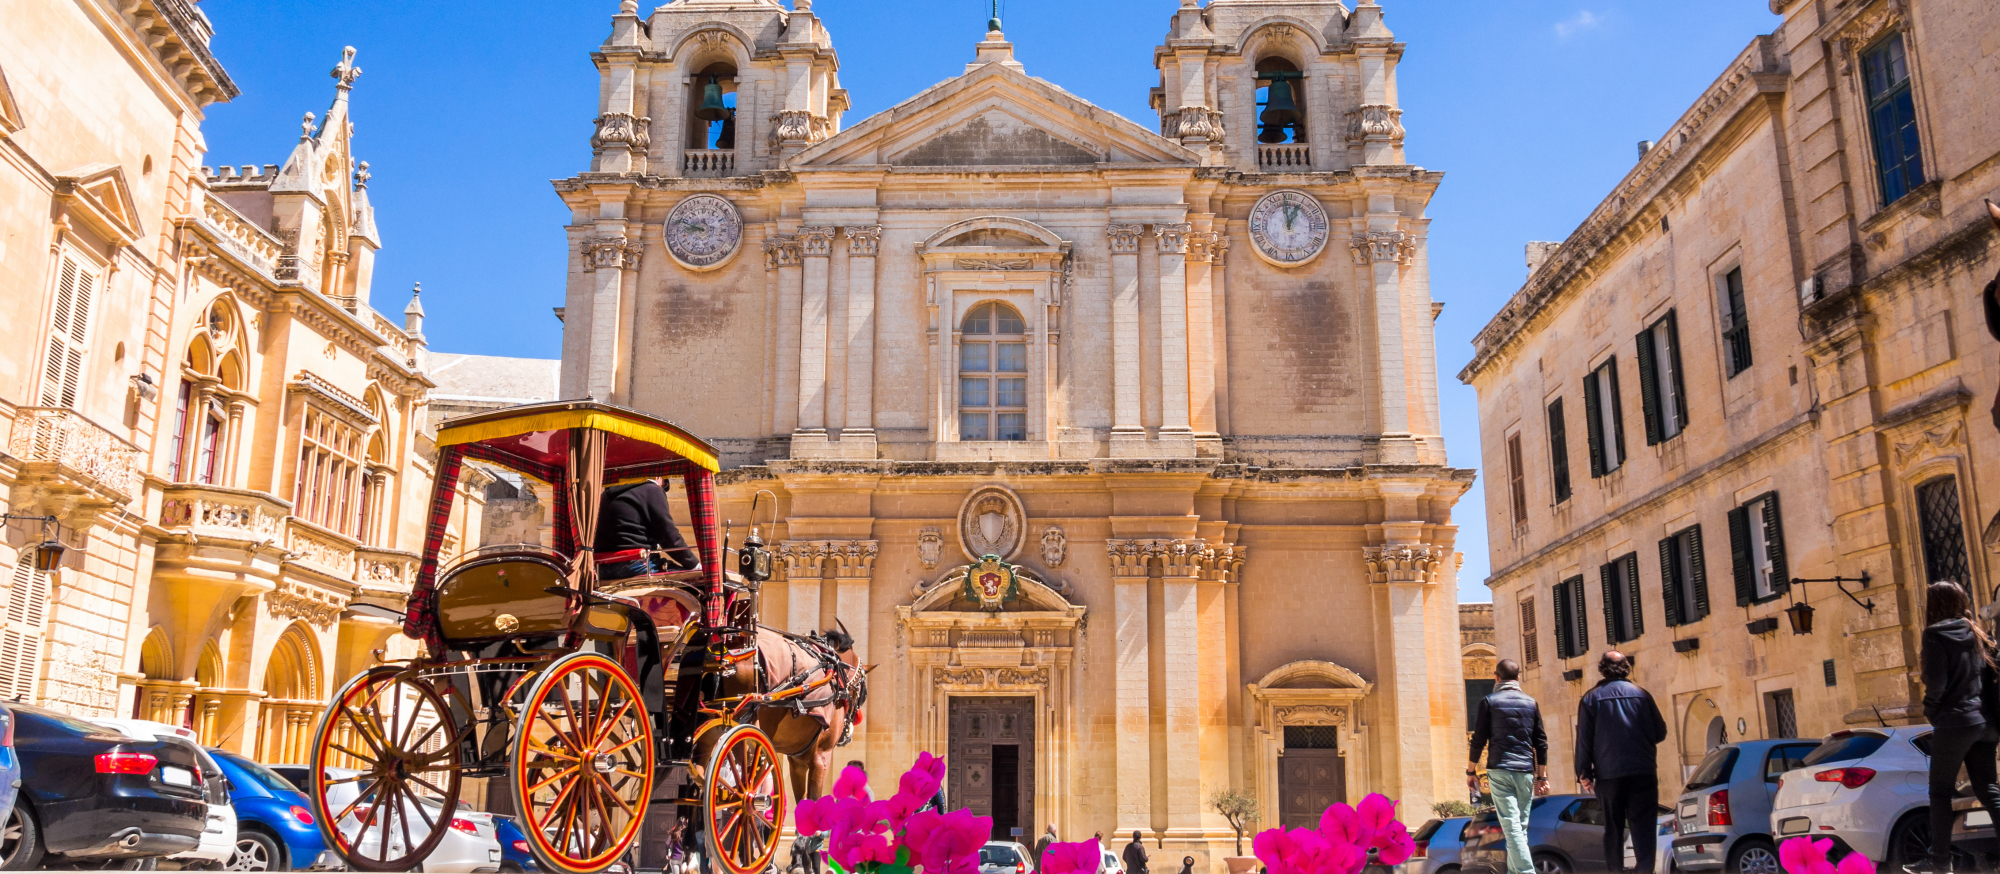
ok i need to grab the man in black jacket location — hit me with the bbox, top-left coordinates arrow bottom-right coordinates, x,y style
595,478 -> 698,580
1470,659 -> 1548,874
1576,651 -> 1669,874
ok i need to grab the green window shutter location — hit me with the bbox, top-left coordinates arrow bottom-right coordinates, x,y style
1548,399 -> 1571,503
1660,538 -> 1682,628
1584,375 -> 1606,477
1571,575 -> 1590,653
1688,524 -> 1711,620
1763,492 -> 1790,598
1600,563 -> 1619,643
1665,311 -> 1689,425
1730,505 -> 1755,606
1636,329 -> 1662,446
1605,361 -> 1627,465
1624,555 -> 1644,638
1553,581 -> 1574,659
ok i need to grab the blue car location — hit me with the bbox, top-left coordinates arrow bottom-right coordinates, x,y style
495,814 -> 538,872
0,706 -> 22,827
209,749 -> 340,871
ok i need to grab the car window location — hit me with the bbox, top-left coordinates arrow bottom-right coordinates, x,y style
215,752 -> 303,794
1765,744 -> 1818,781
1911,733 -> 1934,757
1801,733 -> 1888,766
9,702 -> 127,738
1561,799 -> 1605,826
1686,748 -> 1740,790
983,847 -> 1022,866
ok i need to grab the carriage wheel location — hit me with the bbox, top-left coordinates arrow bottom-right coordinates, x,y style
309,666 -> 463,872
512,652 -> 655,874
699,723 -> 786,874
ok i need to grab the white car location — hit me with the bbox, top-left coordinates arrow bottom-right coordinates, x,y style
1099,846 -> 1123,874
87,718 -> 236,869
1770,726 -> 1935,868
303,765 -> 504,873
981,841 -> 1036,874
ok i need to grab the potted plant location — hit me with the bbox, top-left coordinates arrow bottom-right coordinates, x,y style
1209,789 -> 1261,874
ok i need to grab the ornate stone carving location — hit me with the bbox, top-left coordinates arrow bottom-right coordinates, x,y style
798,226 -> 836,257
934,666 -> 989,687
1894,423 -> 1965,464
833,540 -> 880,576
9,408 -> 143,501
771,109 -> 815,145
267,580 -> 347,629
1344,104 -> 1406,144
591,113 -> 652,151
1040,526 -> 1067,568
763,235 -> 802,269
998,667 -> 1050,688
694,30 -> 734,54
953,258 -> 1035,271
1363,544 -> 1449,585
918,527 -> 944,569
1154,223 -> 1193,255
1106,224 -> 1145,255
1349,230 -> 1416,265
1276,704 -> 1345,726
581,235 -> 643,271
359,557 -> 407,588
1834,0 -> 1906,74
1173,106 -> 1223,141
160,490 -> 284,538
958,485 -> 1028,562
846,225 -> 883,257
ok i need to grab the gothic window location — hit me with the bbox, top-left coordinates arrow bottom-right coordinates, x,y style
173,328 -> 240,486
294,408 -> 366,536
687,63 -> 739,151
958,302 -> 1028,442
1583,358 -> 1626,477
169,380 -> 193,482
1636,310 -> 1688,444
1915,475 -> 1971,587
41,249 -> 99,409
1599,552 -> 1643,644
1729,492 -> 1791,605
1860,34 -> 1925,205
1717,267 -> 1752,377
1547,398 -> 1572,503
1659,525 -> 1710,627
1254,57 -> 1306,145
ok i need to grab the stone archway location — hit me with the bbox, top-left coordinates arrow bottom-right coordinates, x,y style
1247,660 -> 1374,825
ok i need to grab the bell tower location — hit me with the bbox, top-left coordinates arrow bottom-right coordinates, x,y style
1151,0 -> 1407,173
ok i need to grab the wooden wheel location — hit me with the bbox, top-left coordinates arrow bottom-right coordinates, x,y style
699,723 -> 786,874
309,666 -> 463,872
512,652 -> 655,874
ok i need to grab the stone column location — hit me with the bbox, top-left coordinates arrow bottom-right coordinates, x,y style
1159,540 -> 1204,835
582,232 -> 641,402
843,227 -> 882,454
223,400 -> 247,486
1210,234 -> 1232,435
1155,224 -> 1194,453
780,542 -> 826,636
1350,225 -> 1417,463
767,235 -> 804,435
795,227 -> 836,451
1107,226 -> 1146,455
831,541 -> 879,665
1107,540 -> 1154,834
1364,538 -> 1446,812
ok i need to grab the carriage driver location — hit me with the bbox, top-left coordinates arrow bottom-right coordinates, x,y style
594,477 -> 700,580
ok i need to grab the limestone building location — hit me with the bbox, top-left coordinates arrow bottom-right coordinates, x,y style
556,0 -> 1472,859
1460,0 -> 2000,789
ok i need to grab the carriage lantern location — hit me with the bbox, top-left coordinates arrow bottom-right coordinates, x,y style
738,489 -> 777,583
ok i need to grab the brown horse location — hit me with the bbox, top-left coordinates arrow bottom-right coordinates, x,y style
752,625 -> 867,805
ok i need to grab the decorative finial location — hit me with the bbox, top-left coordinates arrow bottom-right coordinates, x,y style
299,112 -> 317,142
987,0 -> 1002,33
353,161 -> 371,189
331,46 -> 362,90
619,0 -> 637,12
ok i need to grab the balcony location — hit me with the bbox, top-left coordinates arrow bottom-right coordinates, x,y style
7,408 -> 143,505
159,484 -> 289,542
684,149 -> 736,177
1257,143 -> 1312,169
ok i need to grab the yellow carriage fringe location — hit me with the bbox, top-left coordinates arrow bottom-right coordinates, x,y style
435,410 -> 720,473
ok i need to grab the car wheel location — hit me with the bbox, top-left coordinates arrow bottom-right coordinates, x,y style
1532,853 -> 1570,874
224,831 -> 281,872
1728,838 -> 1782,874
0,803 -> 42,871
1890,812 -> 1934,872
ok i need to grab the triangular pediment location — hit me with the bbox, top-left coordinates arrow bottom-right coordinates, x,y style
795,62 -> 1197,169
0,64 -> 22,136
54,163 -> 141,243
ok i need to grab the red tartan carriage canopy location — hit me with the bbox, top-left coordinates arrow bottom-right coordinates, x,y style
403,400 -> 728,647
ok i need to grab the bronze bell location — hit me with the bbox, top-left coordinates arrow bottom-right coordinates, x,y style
1259,74 -> 1301,143
695,75 -> 729,122
715,109 -> 736,150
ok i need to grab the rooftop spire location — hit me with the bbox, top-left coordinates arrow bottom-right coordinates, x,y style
331,46 -> 362,91
987,0 -> 1001,33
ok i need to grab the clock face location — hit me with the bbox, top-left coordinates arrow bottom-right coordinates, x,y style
1248,190 -> 1330,266
663,194 -> 743,270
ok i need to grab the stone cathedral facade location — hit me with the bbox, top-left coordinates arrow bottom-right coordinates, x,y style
556,0 -> 1473,860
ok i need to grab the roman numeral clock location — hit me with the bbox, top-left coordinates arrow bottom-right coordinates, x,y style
1247,189 -> 1330,266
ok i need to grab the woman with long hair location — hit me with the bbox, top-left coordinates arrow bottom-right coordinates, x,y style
1912,580 -> 2000,873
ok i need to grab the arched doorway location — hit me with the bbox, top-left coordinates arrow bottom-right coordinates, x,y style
1248,661 -> 1374,823
256,623 -> 322,765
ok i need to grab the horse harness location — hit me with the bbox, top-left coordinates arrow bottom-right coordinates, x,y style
758,626 -> 867,745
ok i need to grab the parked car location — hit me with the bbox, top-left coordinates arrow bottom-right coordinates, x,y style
209,750 -> 339,871
982,841 -> 1036,874
493,815 -> 537,873
1671,738 -> 1820,874
275,765 -> 502,873
87,719 -> 237,870
1770,726 -> 1935,869
1460,794 -> 1673,874
0,702 -> 206,869
1099,845 -> 1123,874
1402,817 -> 1472,874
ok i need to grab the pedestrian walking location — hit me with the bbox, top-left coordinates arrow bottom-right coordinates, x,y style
1575,650 -> 1667,874
1123,831 -> 1150,874
1909,581 -> 2000,874
1034,825 -> 1057,866
1469,658 -> 1549,874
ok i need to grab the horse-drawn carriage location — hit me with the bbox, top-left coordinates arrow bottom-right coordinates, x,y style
307,402 -> 863,874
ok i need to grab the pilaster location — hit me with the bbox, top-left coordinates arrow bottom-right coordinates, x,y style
1158,539 -> 1204,835
1155,224 -> 1195,456
842,226 -> 882,457
779,540 -> 825,636
1363,540 -> 1447,813
795,227 -> 836,453
831,540 -> 879,665
1351,224 -> 1417,463
1107,539 -> 1154,833
766,234 -> 804,435
580,230 -> 642,402
1107,225 -> 1146,455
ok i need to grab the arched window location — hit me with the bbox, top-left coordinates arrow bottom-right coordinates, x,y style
1255,57 -> 1306,145
959,302 -> 1028,441
294,408 -> 366,536
687,62 -> 739,151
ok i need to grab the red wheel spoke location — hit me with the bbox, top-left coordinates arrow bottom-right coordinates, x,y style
590,698 -> 634,749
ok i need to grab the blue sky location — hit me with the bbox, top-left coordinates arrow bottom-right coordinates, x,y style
199,0 -> 1783,602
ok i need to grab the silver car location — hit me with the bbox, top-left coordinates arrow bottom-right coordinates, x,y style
982,841 -> 1037,874
1673,739 -> 1819,874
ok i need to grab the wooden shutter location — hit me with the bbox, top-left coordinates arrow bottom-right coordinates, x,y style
1623,555 -> 1644,638
1553,581 -> 1574,660
1507,434 -> 1529,525
1730,504 -> 1755,606
0,561 -> 48,703
1570,575 -> 1590,654
1664,311 -> 1689,426
1604,362 -> 1627,465
1547,399 -> 1571,502
1600,562 -> 1619,643
1762,492 -> 1790,598
1520,597 -> 1540,665
1687,524 -> 1711,619
1636,327 -> 1663,445
40,254 -> 94,409
1583,374 -> 1606,478
1659,538 -> 1682,628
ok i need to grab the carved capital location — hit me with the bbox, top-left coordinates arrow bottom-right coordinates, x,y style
1106,224 -> 1145,255
763,235 -> 802,269
1172,106 -> 1223,142
591,113 -> 653,151
267,580 -> 347,629
1349,231 -> 1415,265
1362,543 -> 1449,585
770,110 -> 816,145
799,226 -> 836,257
581,235 -> 643,271
1344,104 -> 1406,144
845,225 -> 883,257
833,540 -> 880,576
1154,223 -> 1193,256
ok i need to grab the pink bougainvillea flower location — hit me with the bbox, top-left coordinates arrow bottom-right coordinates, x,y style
1355,794 -> 1397,845
1780,836 -> 1832,874
833,765 -> 873,802
1043,841 -> 1102,874
928,809 -> 993,874
1253,827 -> 1304,874
1835,851 -> 1877,874
1319,803 -> 1360,847
1373,823 -> 1415,867
795,796 -> 830,836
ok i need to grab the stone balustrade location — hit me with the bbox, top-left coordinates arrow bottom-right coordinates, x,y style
1257,143 -> 1312,169
285,519 -> 358,578
7,407 -> 143,502
354,546 -> 416,593
198,191 -> 282,274
684,149 -> 736,177
159,484 -> 289,540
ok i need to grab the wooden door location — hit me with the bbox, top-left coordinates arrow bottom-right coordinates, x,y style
1278,750 -> 1345,829
949,697 -> 1036,839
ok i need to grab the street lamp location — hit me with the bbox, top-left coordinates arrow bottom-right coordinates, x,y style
1785,600 -> 1816,635
1,515 -> 65,572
